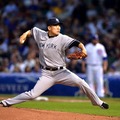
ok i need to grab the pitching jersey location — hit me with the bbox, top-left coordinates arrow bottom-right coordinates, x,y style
32,27 -> 75,67
85,43 -> 107,65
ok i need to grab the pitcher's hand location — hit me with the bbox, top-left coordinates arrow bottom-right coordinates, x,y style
20,32 -> 29,44
19,30 -> 31,44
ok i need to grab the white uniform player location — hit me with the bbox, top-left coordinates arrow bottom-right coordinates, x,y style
82,34 -> 108,97
0,18 -> 109,109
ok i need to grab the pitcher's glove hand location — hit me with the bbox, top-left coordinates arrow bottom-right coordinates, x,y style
67,51 -> 87,60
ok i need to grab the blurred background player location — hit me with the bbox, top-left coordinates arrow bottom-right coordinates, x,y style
82,34 -> 108,98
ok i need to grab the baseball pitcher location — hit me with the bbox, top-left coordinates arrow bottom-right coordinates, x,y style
0,18 -> 109,109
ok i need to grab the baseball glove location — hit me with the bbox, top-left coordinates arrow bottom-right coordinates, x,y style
67,51 -> 87,60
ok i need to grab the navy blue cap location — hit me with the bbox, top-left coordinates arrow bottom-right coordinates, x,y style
47,17 -> 62,26
91,34 -> 99,40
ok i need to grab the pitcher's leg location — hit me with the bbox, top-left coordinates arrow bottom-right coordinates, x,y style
1,76 -> 54,106
56,69 -> 103,106
77,78 -> 103,106
77,78 -> 109,109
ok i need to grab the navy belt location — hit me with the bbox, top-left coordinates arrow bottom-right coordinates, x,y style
41,66 -> 63,71
88,64 -> 101,66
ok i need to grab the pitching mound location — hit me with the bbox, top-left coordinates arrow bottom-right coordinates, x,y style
0,107 -> 119,120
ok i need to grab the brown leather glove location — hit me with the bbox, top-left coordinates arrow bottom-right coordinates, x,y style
67,51 -> 87,60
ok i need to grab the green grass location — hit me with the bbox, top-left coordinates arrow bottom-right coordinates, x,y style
11,96 -> 120,117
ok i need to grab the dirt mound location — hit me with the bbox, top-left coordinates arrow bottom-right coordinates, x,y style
0,107 -> 119,120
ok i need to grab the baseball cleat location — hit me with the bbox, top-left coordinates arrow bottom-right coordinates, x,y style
0,102 -> 4,107
100,102 -> 109,109
0,101 -> 11,107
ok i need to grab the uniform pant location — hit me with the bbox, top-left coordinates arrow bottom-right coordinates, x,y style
2,68 -> 103,106
86,65 -> 104,97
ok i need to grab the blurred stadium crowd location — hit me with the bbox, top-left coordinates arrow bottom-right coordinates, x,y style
0,0 -> 120,74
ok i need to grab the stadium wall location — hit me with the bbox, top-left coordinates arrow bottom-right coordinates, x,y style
0,73 -> 120,97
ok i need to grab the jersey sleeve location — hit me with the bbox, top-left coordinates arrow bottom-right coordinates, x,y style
61,35 -> 77,50
68,40 -> 80,48
102,46 -> 107,59
31,27 -> 45,43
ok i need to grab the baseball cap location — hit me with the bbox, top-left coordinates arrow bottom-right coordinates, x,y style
47,17 -> 62,26
91,34 -> 99,40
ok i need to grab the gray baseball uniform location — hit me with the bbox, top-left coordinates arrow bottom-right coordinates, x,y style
1,27 -> 103,107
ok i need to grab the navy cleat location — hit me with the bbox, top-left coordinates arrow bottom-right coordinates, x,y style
0,102 -> 4,107
100,102 -> 109,109
0,101 -> 11,107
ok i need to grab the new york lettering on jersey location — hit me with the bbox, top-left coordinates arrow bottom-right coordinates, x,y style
46,43 -> 57,49
39,43 -> 57,49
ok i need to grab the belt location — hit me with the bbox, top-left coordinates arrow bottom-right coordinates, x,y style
41,66 -> 64,71
88,64 -> 101,66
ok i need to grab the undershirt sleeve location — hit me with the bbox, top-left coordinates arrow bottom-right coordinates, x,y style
68,40 -> 80,49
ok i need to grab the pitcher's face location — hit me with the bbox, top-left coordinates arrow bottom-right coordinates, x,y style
48,25 -> 61,36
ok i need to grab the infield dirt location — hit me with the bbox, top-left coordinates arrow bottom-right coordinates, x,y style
0,107 -> 119,120
0,96 -> 119,120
